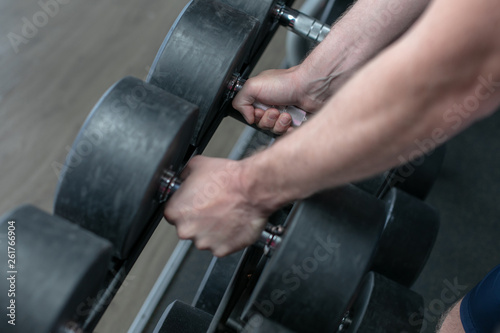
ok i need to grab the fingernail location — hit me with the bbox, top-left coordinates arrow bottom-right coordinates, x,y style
269,113 -> 278,121
280,117 -> 291,126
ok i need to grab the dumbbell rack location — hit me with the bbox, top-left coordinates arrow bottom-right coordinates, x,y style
0,1 -> 445,332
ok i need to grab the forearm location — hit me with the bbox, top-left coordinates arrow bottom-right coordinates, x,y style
297,0 -> 431,100
241,0 -> 500,210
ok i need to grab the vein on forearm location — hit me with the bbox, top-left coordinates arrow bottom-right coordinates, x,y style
301,0 -> 431,95
244,0 -> 500,210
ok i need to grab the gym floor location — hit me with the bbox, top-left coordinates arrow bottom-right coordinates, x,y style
1,1 -> 499,333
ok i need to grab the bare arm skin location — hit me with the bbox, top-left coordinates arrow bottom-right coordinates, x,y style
233,0 -> 431,133
437,300 -> 465,333
164,0 -> 500,257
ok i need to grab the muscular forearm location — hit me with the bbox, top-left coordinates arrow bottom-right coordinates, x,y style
241,0 -> 500,210
231,0 -> 431,130
297,0 -> 431,101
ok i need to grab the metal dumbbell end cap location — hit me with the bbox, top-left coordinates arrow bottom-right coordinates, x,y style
337,312 -> 353,332
159,169 -> 181,203
256,224 -> 284,256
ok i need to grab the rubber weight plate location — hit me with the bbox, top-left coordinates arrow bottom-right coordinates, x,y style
392,145 -> 446,200
354,171 -> 392,198
0,205 -> 112,333
192,252 -> 243,315
54,76 -> 198,259
153,300 -> 212,333
343,272 -> 423,333
372,188 -> 439,287
147,0 -> 258,147
219,0 -> 295,57
243,185 -> 386,333
243,314 -> 296,333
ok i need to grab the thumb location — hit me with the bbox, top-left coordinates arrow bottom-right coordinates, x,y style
232,92 -> 257,125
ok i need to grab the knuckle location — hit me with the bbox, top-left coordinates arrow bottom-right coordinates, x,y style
163,208 -> 177,224
177,226 -> 193,240
195,239 -> 211,251
213,246 -> 230,258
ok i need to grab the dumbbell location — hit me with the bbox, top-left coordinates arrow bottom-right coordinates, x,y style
149,0 -> 445,199
204,185 -> 387,333
191,202 -> 293,316
147,0 -> 259,148
54,76 -> 199,259
243,314 -> 296,333
187,170 -> 438,329
192,252 -> 244,316
239,274 -> 424,333
152,301 -> 213,333
372,187 -> 440,287
339,272 -> 424,333
205,187 -> 437,332
52,75 -> 285,260
54,93 -> 392,333
148,0 -> 330,150
0,205 -> 112,333
219,0 -> 330,58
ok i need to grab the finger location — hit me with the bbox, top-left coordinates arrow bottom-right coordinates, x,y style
273,113 -> 292,135
254,108 -> 265,124
232,96 -> 256,124
257,108 -> 280,130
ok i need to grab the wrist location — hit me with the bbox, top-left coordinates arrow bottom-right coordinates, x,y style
237,154 -> 292,214
293,56 -> 350,109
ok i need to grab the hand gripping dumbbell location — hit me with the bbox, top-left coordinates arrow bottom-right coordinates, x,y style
54,76 -> 200,260
147,0 -> 443,200
48,74 -> 369,332
147,0 -> 327,150
52,75 -> 294,328
53,76 -> 296,261
0,205 -> 112,333
188,187 -> 437,332
202,186 -> 386,333
51,72 -> 438,332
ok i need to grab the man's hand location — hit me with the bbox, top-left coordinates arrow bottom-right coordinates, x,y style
164,156 -> 270,257
232,66 -> 324,135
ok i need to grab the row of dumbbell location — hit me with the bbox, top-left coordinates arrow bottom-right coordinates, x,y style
0,1 -> 440,332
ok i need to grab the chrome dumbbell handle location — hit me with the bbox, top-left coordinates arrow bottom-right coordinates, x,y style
159,172 -> 283,254
273,4 -> 331,44
228,75 -> 310,127
252,102 -> 308,127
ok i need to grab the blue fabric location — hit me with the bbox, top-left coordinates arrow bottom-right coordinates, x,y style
460,264 -> 500,333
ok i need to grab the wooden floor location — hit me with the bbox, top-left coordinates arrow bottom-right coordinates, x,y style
0,0 -> 297,332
